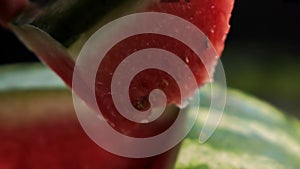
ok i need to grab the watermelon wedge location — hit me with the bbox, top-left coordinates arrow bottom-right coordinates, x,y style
8,0 -> 234,134
1,0 -> 234,169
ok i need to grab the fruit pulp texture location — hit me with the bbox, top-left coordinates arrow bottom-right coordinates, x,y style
12,0 -> 234,137
0,99 -> 179,169
3,0 -> 234,169
83,0 -> 233,137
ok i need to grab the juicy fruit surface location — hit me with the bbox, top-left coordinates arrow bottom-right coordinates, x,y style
6,0 -> 234,168
10,0 -> 234,109
5,0 -> 234,168
11,0 -> 234,138
149,0 -> 234,55
95,0 -> 234,136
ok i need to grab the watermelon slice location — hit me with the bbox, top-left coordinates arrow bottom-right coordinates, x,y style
91,1 -> 234,136
1,0 -> 234,168
8,0 -> 234,134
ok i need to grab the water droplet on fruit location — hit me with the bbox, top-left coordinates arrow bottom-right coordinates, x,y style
222,36 -> 226,41
162,79 -> 169,86
196,10 -> 202,15
109,121 -> 116,128
211,5 -> 216,9
185,56 -> 190,63
96,81 -> 103,86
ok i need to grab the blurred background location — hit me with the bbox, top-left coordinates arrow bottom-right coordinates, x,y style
0,0 -> 299,118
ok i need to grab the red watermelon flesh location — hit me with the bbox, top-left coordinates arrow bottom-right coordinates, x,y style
149,0 -> 234,55
8,0 -> 234,137
2,0 -> 234,169
0,98 -> 180,169
95,0 -> 234,137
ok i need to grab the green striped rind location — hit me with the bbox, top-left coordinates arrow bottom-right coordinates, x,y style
176,87 -> 300,169
0,64 -> 299,168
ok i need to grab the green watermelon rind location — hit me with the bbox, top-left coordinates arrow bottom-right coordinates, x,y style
176,87 -> 300,169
